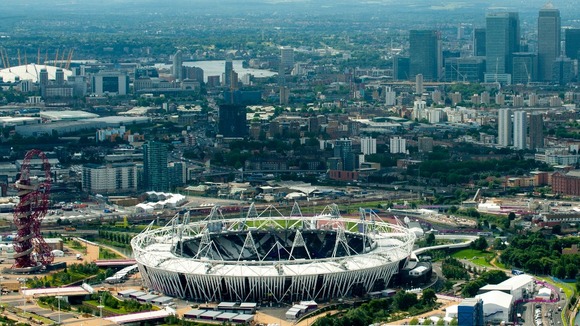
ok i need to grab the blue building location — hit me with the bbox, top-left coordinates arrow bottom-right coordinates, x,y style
458,298 -> 484,326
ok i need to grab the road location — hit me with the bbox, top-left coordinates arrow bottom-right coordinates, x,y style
518,290 -> 566,326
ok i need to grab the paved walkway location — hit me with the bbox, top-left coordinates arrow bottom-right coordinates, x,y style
382,300 -> 457,325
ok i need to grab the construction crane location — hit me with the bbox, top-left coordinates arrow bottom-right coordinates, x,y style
451,63 -> 467,82
523,61 -> 531,86
65,49 -> 74,70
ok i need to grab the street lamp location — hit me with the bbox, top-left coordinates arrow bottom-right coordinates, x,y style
98,294 -> 104,326
98,304 -> 104,326
20,285 -> 27,317
55,295 -> 63,325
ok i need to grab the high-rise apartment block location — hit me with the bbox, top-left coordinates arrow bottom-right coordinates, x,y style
528,113 -> 544,150
390,136 -> 407,154
334,139 -> 356,171
82,163 -> 138,194
513,111 -> 527,150
143,141 -> 169,192
498,108 -> 512,147
360,137 -> 377,155
280,46 -> 295,71
172,50 -> 183,81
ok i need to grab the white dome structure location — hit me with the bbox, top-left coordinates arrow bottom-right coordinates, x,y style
0,64 -> 72,83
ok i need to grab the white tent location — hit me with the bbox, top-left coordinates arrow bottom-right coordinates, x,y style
51,250 -> 64,257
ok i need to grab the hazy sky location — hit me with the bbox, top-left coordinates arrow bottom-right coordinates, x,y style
3,0 -> 580,21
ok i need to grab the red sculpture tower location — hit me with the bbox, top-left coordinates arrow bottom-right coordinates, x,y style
12,149 -> 54,272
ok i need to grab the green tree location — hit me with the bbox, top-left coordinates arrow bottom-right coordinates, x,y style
471,237 -> 488,251
421,288 -> 437,306
393,291 -> 419,311
425,233 -> 436,246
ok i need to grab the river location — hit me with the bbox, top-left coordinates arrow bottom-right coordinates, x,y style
154,60 -> 277,82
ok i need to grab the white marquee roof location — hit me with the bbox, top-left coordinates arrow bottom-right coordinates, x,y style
0,64 -> 72,83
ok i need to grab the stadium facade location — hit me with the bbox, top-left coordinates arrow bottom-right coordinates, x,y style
132,203 -> 416,303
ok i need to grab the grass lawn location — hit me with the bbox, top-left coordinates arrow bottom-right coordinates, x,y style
84,300 -> 128,315
99,247 -> 122,259
84,300 -> 160,315
451,249 -> 495,268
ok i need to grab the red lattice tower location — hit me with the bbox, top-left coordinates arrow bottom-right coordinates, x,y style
12,149 -> 53,270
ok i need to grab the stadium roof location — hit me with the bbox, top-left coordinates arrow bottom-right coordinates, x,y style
0,64 -> 72,83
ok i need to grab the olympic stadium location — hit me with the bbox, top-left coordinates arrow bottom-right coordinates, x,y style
132,203 -> 416,303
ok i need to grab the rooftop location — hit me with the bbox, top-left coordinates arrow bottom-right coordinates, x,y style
104,308 -> 174,324
477,290 -> 513,309
497,274 -> 533,289
40,111 -> 100,120
0,64 -> 72,83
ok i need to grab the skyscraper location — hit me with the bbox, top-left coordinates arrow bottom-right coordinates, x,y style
172,50 -> 183,81
224,56 -> 233,87
485,12 -> 520,79
218,104 -> 247,137
393,56 -> 410,81
528,113 -> 544,150
538,3 -> 561,82
565,28 -> 580,60
474,28 -> 486,56
513,111 -> 527,150
143,141 -> 169,192
498,108 -> 512,147
409,30 -> 440,81
552,56 -> 574,85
